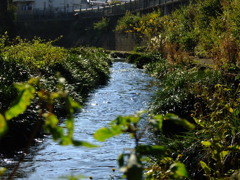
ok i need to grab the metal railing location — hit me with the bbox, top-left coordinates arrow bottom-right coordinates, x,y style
15,5 -> 82,21
15,0 -> 188,21
77,0 -> 189,18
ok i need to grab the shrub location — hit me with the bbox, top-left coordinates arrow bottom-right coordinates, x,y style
93,17 -> 110,31
212,33 -> 240,68
127,52 -> 157,68
148,63 -> 220,120
116,0 -> 240,68
0,36 -> 66,69
0,36 -> 112,152
115,11 -> 140,33
196,0 -> 222,28
141,50 -> 239,179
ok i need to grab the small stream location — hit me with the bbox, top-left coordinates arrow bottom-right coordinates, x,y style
3,61 -> 157,180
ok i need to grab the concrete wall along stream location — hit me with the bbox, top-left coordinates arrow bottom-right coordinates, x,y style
15,16 -> 144,51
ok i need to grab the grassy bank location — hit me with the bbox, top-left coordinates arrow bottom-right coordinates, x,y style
114,0 -> 240,179
143,54 -> 239,179
0,35 -> 112,152
122,48 -> 239,179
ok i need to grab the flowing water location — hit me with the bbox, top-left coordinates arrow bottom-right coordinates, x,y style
2,61 -> 157,180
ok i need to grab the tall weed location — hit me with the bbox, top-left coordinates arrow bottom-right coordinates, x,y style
212,34 -> 240,68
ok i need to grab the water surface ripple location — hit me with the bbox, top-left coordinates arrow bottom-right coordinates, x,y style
14,62 -> 156,180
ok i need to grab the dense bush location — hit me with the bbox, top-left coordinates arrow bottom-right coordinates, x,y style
115,11 -> 141,33
0,35 -> 112,151
126,53 -> 157,68
1,36 -> 66,70
117,0 -> 240,68
93,17 -> 110,32
114,1 -> 240,178
138,53 -> 239,179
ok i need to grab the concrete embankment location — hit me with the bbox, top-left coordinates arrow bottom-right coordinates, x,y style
15,16 -> 144,51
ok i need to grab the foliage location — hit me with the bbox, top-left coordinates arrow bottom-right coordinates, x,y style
150,61 -> 239,179
94,112 -> 194,179
116,0 -> 240,68
116,10 -> 162,39
115,11 -> 140,33
127,48 -> 239,179
196,0 -> 222,28
1,1 -> 240,178
0,71 -> 195,179
0,36 -> 66,70
146,60 -> 220,120
109,1 -> 122,5
0,36 -> 112,152
93,17 -> 110,32
0,34 -> 113,178
0,73 -> 110,146
0,76 -> 99,177
191,83 -> 240,178
126,52 -> 157,68
0,35 -> 111,105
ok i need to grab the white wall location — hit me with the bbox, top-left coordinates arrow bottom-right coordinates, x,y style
33,0 -> 86,12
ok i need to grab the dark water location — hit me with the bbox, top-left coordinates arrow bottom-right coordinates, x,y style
2,62 -> 156,180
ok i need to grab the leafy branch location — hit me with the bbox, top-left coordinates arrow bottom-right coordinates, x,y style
0,76 -> 97,179
94,112 -> 194,179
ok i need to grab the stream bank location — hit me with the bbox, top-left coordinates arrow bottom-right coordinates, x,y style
1,61 -> 158,179
0,47 -> 112,153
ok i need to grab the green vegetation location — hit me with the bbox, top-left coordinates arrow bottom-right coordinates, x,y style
94,112 -> 193,180
108,0 -> 122,6
144,56 -> 239,179
113,0 -> 240,179
0,0 -> 240,179
0,34 -> 112,152
116,0 -> 240,68
93,17 -> 110,32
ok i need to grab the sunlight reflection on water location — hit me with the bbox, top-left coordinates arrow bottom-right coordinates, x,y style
5,62 -> 157,180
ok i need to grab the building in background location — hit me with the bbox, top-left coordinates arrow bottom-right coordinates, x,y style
13,0 -> 89,15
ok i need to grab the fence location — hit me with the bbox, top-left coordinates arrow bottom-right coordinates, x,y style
15,0 -> 189,21
15,5 -> 79,21
77,0 -> 189,18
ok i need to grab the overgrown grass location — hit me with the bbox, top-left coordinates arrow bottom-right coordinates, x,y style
127,52 -> 239,179
116,0 -> 240,69
0,35 -> 112,151
124,43 -> 239,179
115,1 -> 240,177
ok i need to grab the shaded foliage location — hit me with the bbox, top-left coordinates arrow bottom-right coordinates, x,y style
0,36 -> 112,152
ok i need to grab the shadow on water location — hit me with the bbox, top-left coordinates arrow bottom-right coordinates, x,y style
1,62 -> 158,180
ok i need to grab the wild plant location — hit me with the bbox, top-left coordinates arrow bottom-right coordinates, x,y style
163,41 -> 193,65
115,11 -> 140,33
147,34 -> 166,54
211,33 -> 240,69
192,82 -> 240,179
0,76 -> 98,178
93,17 -> 110,32
1,36 -> 67,70
94,112 -> 194,179
195,0 -> 223,29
